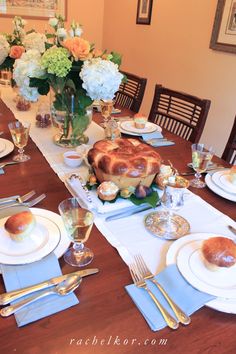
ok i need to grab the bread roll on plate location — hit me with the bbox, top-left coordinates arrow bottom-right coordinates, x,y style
201,236 -> 236,271
4,210 -> 36,242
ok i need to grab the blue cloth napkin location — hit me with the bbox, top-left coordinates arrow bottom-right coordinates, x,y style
141,131 -> 164,141
141,131 -> 175,147
125,264 -> 215,331
1,253 -> 79,327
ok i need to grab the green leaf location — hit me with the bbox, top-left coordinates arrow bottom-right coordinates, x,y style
130,191 -> 159,208
29,77 -> 50,96
0,57 -> 14,71
110,51 -> 122,67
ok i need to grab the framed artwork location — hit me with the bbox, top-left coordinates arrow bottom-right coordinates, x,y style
0,0 -> 67,20
210,0 -> 236,53
136,0 -> 153,25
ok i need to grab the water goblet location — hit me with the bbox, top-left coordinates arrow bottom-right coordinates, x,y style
190,143 -> 214,188
8,120 -> 30,162
58,198 -> 94,267
100,100 -> 114,130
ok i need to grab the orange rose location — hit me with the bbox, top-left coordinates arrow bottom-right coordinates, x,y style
92,48 -> 103,58
9,45 -> 25,59
62,37 -> 90,60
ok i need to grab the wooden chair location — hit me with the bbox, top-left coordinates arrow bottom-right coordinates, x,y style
148,84 -> 211,143
114,71 -> 147,113
222,117 -> 236,164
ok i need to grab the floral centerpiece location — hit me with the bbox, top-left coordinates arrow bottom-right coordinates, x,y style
0,15 -> 123,146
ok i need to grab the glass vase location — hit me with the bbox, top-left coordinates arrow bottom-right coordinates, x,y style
52,107 -> 92,148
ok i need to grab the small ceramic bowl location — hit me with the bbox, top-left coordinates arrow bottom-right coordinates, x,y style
63,151 -> 82,168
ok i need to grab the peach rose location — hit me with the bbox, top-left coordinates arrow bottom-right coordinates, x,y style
62,37 -> 90,60
9,45 -> 25,59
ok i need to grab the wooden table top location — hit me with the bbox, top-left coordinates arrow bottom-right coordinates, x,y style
0,98 -> 235,354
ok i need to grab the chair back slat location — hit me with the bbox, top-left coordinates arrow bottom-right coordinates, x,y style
114,71 -> 147,113
222,117 -> 236,164
148,84 -> 211,143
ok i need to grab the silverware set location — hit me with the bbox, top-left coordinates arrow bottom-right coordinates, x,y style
0,190 -> 46,210
0,268 -> 99,316
129,254 -> 191,329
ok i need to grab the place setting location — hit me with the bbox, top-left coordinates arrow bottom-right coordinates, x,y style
0,196 -> 99,327
117,113 -> 175,147
205,166 -> 236,202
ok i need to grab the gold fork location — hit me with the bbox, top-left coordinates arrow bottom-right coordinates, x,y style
129,263 -> 179,330
134,254 -> 191,325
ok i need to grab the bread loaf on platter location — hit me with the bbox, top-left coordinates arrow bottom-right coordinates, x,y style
88,138 -> 162,189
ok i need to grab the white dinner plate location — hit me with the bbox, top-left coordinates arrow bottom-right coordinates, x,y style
0,138 -> 14,159
211,170 -> 236,194
166,233 -> 236,314
120,121 -> 158,134
0,208 -> 70,266
0,140 -> 6,153
177,240 -> 236,298
205,173 -> 236,202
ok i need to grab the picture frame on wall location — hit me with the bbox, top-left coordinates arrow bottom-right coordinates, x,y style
0,0 -> 67,20
136,0 -> 153,25
210,0 -> 236,53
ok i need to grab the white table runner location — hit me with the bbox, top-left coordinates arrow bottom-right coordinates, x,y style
1,86 -> 236,275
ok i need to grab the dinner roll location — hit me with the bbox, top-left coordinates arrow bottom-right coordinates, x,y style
201,237 -> 236,271
4,210 -> 36,242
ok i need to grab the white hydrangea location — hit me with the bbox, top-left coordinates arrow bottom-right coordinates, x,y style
49,17 -> 58,28
23,32 -> 47,53
0,35 -> 10,65
80,58 -> 123,100
13,49 -> 45,101
56,28 -> 67,39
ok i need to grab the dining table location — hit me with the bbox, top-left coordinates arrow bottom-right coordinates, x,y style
0,87 -> 235,354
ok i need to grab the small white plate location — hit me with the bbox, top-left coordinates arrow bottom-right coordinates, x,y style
166,233 -> 236,314
0,208 -> 70,265
120,121 -> 158,134
0,138 -> 14,159
205,174 -> 236,202
211,170 -> 236,194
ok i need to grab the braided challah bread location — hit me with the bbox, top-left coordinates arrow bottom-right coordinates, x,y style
88,138 -> 162,188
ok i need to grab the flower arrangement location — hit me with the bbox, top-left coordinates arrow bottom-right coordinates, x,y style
0,14 -> 123,145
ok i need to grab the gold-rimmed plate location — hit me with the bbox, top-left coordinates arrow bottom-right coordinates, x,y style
0,208 -> 70,266
0,138 -> 14,158
120,121 -> 160,134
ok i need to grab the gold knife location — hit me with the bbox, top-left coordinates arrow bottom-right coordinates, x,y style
0,268 -> 99,305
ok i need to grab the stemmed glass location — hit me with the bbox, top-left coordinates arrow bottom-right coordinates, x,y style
8,120 -> 30,162
58,198 -> 94,267
159,185 -> 185,239
100,100 -> 113,133
190,143 -> 214,188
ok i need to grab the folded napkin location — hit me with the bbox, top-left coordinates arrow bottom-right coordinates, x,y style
1,253 -> 79,327
125,264 -> 215,331
66,174 -> 135,214
141,131 -> 164,141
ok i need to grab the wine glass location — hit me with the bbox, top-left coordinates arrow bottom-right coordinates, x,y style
190,143 -> 214,188
58,198 -> 94,267
100,100 -> 113,134
8,120 -> 30,162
